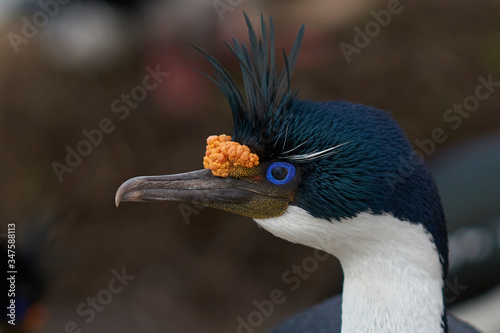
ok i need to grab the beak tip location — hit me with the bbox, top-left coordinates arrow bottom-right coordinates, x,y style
115,187 -> 124,207
115,177 -> 145,207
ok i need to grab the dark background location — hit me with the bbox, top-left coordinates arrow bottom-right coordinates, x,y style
1,0 -> 499,332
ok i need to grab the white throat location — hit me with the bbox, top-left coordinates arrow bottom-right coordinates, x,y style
255,206 -> 445,333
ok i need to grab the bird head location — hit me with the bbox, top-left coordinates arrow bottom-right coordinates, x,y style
115,14 -> 448,274
116,13 -> 306,220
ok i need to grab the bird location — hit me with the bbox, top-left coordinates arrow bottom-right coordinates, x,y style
115,14 -> 481,333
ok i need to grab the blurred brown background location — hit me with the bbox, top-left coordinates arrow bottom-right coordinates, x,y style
1,0 -> 499,332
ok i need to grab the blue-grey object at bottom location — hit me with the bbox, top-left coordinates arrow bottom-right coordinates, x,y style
268,294 -> 480,333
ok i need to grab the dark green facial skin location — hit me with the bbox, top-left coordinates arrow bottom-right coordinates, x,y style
202,197 -> 290,219
115,161 -> 300,219
204,162 -> 298,218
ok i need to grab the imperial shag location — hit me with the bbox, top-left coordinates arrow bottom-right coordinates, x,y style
116,14 -> 480,333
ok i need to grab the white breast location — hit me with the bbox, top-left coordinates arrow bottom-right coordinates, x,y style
255,206 -> 445,333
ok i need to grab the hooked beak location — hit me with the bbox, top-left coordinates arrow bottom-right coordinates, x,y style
115,169 -> 291,218
115,169 -> 253,206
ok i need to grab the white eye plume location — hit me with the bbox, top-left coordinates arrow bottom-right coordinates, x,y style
284,142 -> 350,162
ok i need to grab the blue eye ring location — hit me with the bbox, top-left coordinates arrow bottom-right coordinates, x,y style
266,162 -> 296,185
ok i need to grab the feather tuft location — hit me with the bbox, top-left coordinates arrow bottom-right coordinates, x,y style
193,13 -> 305,153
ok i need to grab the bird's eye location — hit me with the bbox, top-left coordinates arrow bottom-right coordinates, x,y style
266,162 -> 296,185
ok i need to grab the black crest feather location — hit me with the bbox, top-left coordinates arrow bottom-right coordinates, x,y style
193,13 -> 305,156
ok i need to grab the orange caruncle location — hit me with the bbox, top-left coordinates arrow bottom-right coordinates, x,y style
203,134 -> 260,177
